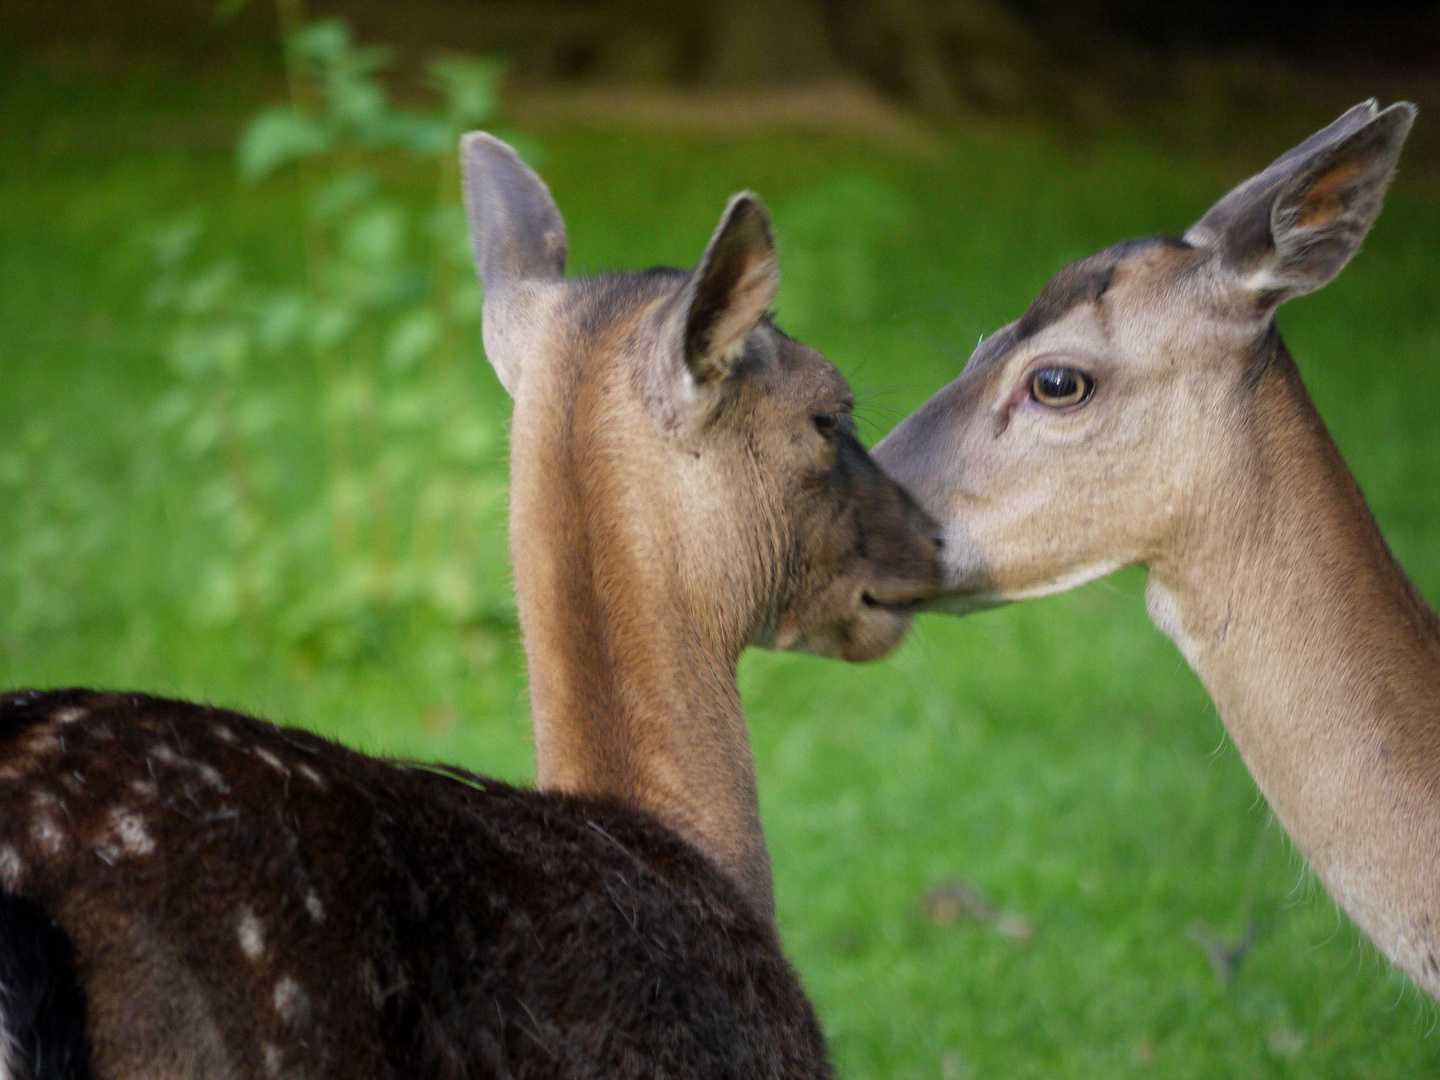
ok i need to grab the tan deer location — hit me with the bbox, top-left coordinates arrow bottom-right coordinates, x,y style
0,136 -> 940,1079
873,100 -> 1440,995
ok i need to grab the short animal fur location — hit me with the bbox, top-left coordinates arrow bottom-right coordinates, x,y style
0,136 -> 941,1078
875,101 -> 1440,996
0,689 -> 822,1080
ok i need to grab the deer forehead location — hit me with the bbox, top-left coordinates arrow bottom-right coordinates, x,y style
1004,258 -> 1241,390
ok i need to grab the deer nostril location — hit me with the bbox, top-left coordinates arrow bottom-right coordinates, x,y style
931,536 -> 946,551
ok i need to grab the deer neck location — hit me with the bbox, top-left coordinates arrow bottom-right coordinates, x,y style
1144,344 -> 1440,989
506,371 -> 774,920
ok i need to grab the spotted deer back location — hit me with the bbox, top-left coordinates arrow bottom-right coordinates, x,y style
0,689 -> 831,1080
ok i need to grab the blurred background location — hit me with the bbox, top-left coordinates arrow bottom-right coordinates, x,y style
3,1 -> 1439,1076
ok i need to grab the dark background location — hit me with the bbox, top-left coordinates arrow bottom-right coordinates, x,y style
4,0 -> 1439,167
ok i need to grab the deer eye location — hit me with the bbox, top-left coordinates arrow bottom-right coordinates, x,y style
1030,367 -> 1093,409
812,414 -> 839,437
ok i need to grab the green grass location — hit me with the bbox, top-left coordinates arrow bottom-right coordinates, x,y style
4,69 -> 1440,1079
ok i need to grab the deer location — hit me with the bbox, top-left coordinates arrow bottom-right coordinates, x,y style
872,100 -> 1440,996
0,134 -> 942,1080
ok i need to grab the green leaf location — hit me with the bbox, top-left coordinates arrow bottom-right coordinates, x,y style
339,204 -> 405,269
238,107 -> 331,184
150,212 -> 204,269
428,56 -> 504,126
309,304 -> 355,353
329,77 -> 389,137
385,113 -> 452,158
288,18 -> 351,64
309,171 -> 378,223
180,261 -> 239,315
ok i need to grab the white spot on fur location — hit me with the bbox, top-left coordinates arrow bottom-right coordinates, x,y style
0,845 -> 25,890
262,1042 -> 283,1076
150,743 -> 230,792
0,765 -> 22,783
237,907 -> 265,960
360,959 -> 385,1007
304,891 -> 324,923
273,976 -> 308,1023
194,761 -> 229,792
150,744 -> 186,768
30,816 -> 65,856
51,706 -> 86,725
25,731 -> 60,756
252,748 -> 288,776
297,763 -> 325,790
61,772 -> 86,794
213,724 -> 237,743
130,779 -> 158,799
108,807 -> 155,857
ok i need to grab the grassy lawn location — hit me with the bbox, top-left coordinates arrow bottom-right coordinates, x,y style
3,66 -> 1440,1078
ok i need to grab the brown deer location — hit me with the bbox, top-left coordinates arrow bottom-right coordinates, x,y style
874,101 -> 1440,995
0,135 -> 941,1079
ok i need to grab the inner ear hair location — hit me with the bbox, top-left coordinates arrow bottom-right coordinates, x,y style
1262,102 -> 1416,294
460,131 -> 567,294
1191,101 -> 1416,305
683,193 -> 780,384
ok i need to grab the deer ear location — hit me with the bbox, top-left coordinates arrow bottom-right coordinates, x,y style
679,193 -> 779,385
1186,101 -> 1416,307
460,132 -> 568,396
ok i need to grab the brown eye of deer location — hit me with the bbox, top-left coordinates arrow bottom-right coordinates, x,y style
1030,367 -> 1093,409
812,415 -> 839,437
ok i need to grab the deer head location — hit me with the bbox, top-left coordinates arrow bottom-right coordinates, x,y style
461,134 -> 941,913
874,101 -> 1416,612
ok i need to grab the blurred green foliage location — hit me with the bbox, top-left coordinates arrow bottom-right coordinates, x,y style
144,19 -> 518,662
3,39 -> 1440,1080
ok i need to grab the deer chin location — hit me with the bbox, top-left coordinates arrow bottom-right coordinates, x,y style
766,590 -> 916,662
917,556 -> 1129,615
916,591 -> 1008,616
838,599 -> 916,661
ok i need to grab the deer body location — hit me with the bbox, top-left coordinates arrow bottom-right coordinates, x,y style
0,688 -> 826,1080
0,136 -> 940,1078
874,101 -> 1440,994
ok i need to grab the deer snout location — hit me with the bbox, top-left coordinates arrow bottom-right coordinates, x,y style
850,461 -> 945,607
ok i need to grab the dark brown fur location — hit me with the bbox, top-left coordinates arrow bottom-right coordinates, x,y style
0,688 -> 830,1080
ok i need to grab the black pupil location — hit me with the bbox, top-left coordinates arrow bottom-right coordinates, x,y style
1037,369 -> 1078,401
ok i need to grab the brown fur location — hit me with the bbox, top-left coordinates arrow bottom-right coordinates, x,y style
874,101 -> 1440,995
463,133 -> 942,915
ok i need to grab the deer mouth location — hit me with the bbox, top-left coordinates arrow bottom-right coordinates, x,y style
860,591 -> 914,614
